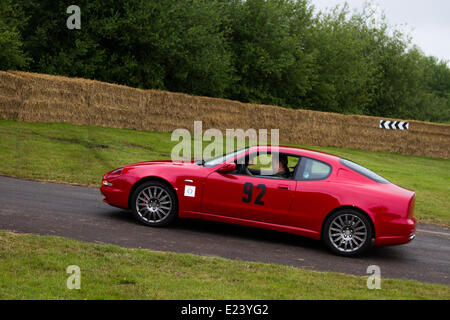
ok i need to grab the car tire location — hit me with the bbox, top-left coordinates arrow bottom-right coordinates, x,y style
131,181 -> 178,227
322,209 -> 374,257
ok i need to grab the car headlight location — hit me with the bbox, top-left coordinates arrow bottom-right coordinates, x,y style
106,167 -> 123,179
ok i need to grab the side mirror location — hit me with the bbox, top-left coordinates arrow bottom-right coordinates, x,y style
217,163 -> 236,173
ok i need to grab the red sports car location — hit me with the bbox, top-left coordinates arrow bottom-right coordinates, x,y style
100,145 -> 416,256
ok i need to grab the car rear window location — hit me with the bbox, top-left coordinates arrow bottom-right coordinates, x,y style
299,157 -> 332,181
339,159 -> 390,184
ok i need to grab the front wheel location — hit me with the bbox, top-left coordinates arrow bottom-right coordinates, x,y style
131,181 -> 178,227
322,209 -> 374,257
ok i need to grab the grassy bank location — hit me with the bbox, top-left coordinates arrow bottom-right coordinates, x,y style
0,120 -> 448,225
0,231 -> 448,300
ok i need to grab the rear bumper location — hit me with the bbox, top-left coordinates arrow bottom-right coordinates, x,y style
374,218 -> 416,246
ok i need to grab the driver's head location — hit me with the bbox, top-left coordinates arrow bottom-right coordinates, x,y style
272,154 -> 288,172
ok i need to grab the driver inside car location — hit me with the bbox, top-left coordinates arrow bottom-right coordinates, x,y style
237,153 -> 290,178
271,154 -> 289,178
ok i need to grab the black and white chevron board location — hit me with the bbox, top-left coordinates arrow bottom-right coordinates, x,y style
379,120 -> 409,130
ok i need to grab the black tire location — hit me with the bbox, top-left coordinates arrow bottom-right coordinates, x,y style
322,209 -> 374,257
130,181 -> 178,227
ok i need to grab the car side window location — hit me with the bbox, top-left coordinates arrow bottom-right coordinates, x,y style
232,153 -> 300,180
297,157 -> 331,181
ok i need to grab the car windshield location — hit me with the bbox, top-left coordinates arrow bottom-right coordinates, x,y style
339,158 -> 390,184
201,148 -> 249,168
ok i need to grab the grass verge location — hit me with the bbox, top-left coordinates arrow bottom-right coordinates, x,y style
0,231 -> 448,300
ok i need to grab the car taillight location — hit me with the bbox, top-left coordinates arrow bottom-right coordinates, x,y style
408,195 -> 415,218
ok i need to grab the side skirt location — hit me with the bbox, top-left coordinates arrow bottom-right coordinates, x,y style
180,211 -> 321,240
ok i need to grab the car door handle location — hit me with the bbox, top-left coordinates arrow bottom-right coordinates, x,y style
278,184 -> 290,190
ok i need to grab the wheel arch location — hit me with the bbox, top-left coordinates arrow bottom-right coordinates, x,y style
320,206 -> 376,240
128,176 -> 179,210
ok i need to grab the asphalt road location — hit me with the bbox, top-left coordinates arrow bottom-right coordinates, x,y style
0,176 -> 449,285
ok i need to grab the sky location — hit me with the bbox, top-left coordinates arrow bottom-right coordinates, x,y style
311,0 -> 450,62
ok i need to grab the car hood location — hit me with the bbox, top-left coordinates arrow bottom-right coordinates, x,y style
124,160 -> 198,168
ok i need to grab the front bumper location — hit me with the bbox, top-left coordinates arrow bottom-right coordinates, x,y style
100,182 -> 129,209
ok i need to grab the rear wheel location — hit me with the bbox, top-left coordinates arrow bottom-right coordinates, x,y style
131,181 -> 178,227
323,209 -> 373,256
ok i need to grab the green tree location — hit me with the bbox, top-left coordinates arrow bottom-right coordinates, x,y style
0,0 -> 29,70
15,0 -> 234,96
4,0 -> 450,123
224,0 -> 315,107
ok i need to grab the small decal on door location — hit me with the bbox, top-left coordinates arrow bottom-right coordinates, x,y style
184,185 -> 196,197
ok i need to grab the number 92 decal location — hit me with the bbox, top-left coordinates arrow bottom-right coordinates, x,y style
242,183 -> 266,205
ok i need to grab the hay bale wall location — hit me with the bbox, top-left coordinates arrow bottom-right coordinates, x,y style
0,71 -> 449,159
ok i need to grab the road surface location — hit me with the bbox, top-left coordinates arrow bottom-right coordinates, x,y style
0,176 -> 448,285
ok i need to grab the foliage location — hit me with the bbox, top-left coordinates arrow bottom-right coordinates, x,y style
0,0 -> 29,69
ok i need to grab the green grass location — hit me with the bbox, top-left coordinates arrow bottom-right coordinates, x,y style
0,231 -> 448,300
0,119 -> 449,226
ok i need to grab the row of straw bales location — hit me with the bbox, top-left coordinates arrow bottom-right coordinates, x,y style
0,70 -> 449,158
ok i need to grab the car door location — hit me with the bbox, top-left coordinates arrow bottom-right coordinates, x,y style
286,157 -> 336,232
201,153 -> 297,225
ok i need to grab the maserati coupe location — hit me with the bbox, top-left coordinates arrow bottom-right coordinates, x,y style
100,145 -> 416,256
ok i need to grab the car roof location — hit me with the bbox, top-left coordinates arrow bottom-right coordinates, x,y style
248,145 -> 340,163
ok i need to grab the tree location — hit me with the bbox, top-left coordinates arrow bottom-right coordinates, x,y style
4,0 -> 450,123
0,0 -> 29,70
224,0 -> 315,107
